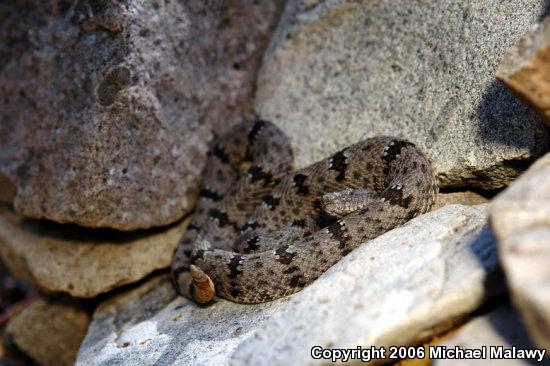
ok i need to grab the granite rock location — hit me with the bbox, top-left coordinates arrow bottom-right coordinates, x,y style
255,0 -> 550,190
433,303 -> 550,366
0,0 -> 284,230
5,298 -> 90,366
497,16 -> 550,126
0,205 -> 189,298
76,274 -> 286,366
76,204 -> 502,366
490,152 -> 550,351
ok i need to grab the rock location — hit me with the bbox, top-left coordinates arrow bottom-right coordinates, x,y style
0,0 -> 284,230
0,205 -> 189,298
255,0 -> 550,190
5,298 -> 90,366
76,274 -> 286,366
490,152 -> 550,351
433,191 -> 488,210
77,204 -> 502,365
497,16 -> 550,126
433,303 -> 550,365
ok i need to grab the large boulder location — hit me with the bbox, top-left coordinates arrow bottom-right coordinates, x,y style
255,0 -> 550,190
0,0 -> 284,230
76,204 -> 502,365
490,152 -> 550,351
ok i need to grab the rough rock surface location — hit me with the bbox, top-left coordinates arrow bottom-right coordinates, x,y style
0,205 -> 189,298
255,0 -> 550,190
490,152 -> 550,351
433,303 -> 550,366
0,0 -> 284,230
77,204 -> 502,366
76,274 -> 286,366
5,298 -> 90,366
497,16 -> 550,126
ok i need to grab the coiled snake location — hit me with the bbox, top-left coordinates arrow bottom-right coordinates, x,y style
171,120 -> 438,304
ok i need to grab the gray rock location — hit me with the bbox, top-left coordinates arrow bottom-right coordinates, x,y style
76,204 -> 502,366
255,0 -> 550,190
76,274 -> 287,366
6,298 -> 90,366
490,152 -> 550,351
0,205 -> 189,298
0,0 -> 284,230
433,303 -> 550,366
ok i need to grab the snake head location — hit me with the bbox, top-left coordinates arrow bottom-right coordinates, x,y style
190,264 -> 215,304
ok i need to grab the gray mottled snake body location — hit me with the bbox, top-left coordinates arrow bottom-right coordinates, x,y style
171,120 -> 438,304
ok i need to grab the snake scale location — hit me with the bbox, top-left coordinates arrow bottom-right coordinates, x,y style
171,120 -> 438,304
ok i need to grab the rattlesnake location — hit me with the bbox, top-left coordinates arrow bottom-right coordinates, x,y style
171,120 -> 438,304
